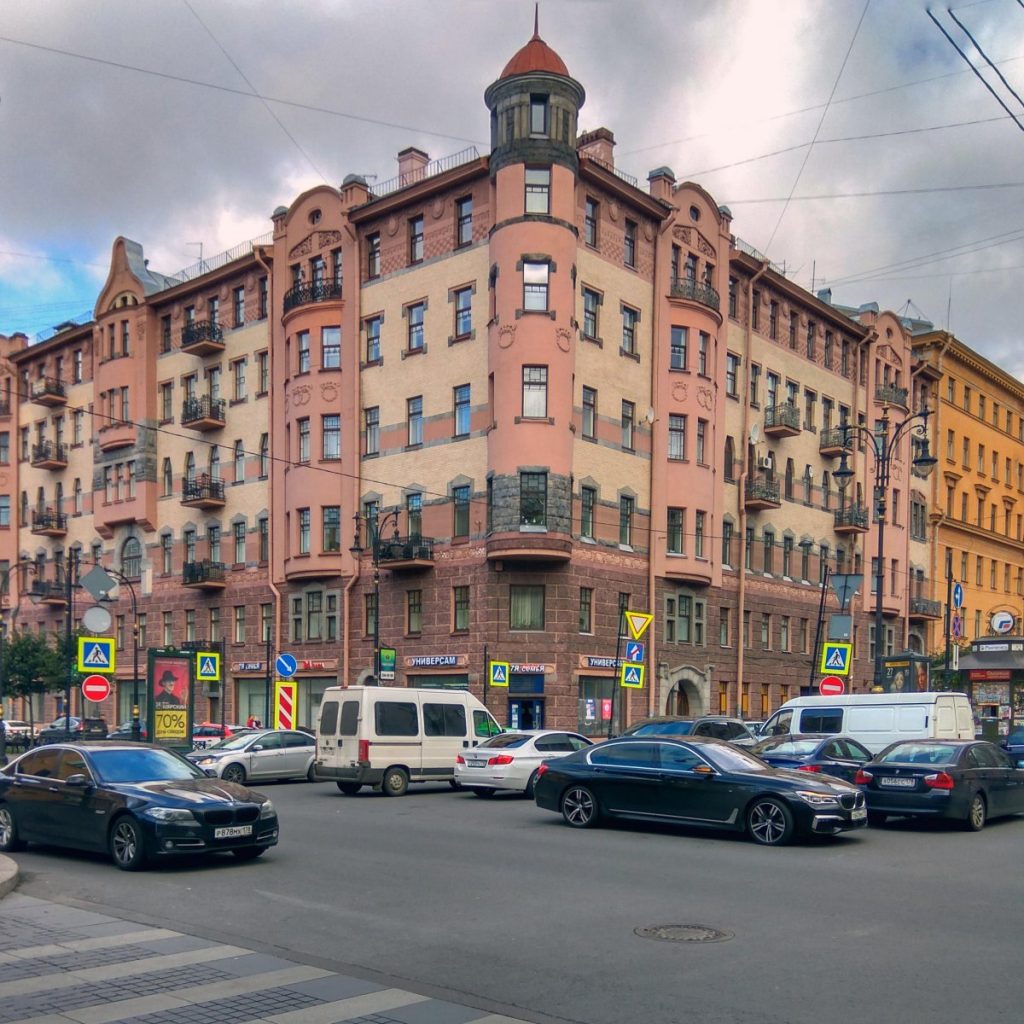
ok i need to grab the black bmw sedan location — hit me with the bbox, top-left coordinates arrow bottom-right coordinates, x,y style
533,736 -> 866,845
0,742 -> 279,870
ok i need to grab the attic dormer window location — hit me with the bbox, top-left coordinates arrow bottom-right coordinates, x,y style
530,94 -> 548,136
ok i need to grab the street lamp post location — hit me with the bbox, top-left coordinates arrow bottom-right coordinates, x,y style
96,565 -> 141,741
63,548 -> 80,741
350,508 -> 401,684
834,403 -> 937,689
0,560 -> 38,765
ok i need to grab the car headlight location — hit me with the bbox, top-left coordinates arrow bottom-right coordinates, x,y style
147,807 -> 198,823
259,800 -> 275,819
795,790 -> 840,807
196,757 -> 218,766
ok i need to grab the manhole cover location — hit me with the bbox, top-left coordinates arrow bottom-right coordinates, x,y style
634,924 -> 733,943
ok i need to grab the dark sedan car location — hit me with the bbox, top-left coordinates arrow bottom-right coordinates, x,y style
0,742 -> 278,870
855,739 -> 1024,831
36,717 -> 108,744
1002,729 -> 1024,758
751,734 -> 873,783
533,736 -> 867,845
620,716 -> 757,747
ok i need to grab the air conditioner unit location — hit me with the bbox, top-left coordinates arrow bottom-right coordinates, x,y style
757,455 -> 773,470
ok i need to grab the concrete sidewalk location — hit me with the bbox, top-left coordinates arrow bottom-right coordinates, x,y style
0,855 -> 536,1024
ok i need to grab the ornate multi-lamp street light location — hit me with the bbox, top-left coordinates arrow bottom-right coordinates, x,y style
834,403 -> 937,689
350,508 -> 402,684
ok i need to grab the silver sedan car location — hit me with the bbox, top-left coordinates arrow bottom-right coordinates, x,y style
186,729 -> 317,784
455,730 -> 593,797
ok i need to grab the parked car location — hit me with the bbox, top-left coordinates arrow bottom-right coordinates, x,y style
620,716 -> 757,747
751,734 -> 873,783
106,721 -> 150,741
0,721 -> 35,747
36,717 -> 108,744
855,739 -> 1024,830
192,722 -> 251,750
0,742 -> 278,870
455,730 -> 592,797
186,729 -> 317,783
534,736 -> 867,845
1002,729 -> 1024,758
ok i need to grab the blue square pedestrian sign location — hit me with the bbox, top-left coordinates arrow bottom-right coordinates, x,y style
819,642 -> 852,676
489,661 -> 510,687
77,637 -> 115,674
620,662 -> 645,688
196,651 -> 221,682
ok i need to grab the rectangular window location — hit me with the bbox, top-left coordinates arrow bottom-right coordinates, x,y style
619,495 -> 634,546
668,414 -> 686,460
408,215 -> 424,264
298,418 -> 311,463
698,332 -> 709,375
579,587 -> 593,633
160,316 -> 172,353
582,386 -> 597,439
367,232 -> 381,279
696,419 -> 707,465
407,302 -> 425,351
407,396 -> 423,446
670,326 -> 688,370
510,585 -> 545,630
582,287 -> 599,339
523,262 -> 549,311
695,511 -> 706,557
406,493 -> 422,539
297,330 -> 311,373
769,301 -> 778,339
364,407 -> 379,456
232,359 -> 247,401
298,509 -> 311,554
520,472 -> 547,527
726,354 -> 739,397
525,167 -> 550,214
522,365 -> 548,418
722,521 -> 733,567
624,220 -> 637,267
621,400 -> 635,450
530,95 -> 548,134
456,196 -> 473,247
365,317 -> 382,363
621,306 -> 638,354
163,611 -> 173,646
453,585 -> 470,631
322,414 -> 341,460
667,507 -> 684,554
453,384 -> 471,437
454,287 -> 472,338
584,197 -> 599,247
581,486 -> 596,539
321,326 -> 341,369
233,286 -> 245,327
728,277 -> 738,318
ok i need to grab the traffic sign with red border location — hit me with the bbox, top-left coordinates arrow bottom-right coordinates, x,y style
819,676 -> 846,697
81,675 -> 112,702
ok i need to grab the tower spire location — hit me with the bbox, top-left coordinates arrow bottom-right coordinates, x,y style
533,2 -> 540,39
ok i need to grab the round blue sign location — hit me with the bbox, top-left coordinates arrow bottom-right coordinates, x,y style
952,582 -> 964,609
275,653 -> 297,678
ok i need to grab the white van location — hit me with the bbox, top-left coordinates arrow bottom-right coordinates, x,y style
759,692 -> 974,754
315,686 -> 503,796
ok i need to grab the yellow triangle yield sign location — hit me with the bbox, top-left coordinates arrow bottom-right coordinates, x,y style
625,611 -> 653,641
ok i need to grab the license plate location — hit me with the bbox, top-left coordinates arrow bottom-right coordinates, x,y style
467,760 -> 485,768
878,776 -> 916,788
851,807 -> 867,820
214,825 -> 253,839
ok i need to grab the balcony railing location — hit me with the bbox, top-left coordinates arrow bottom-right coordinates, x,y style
30,377 -> 67,405
180,320 -> 225,354
819,427 -> 852,455
181,476 -> 226,506
833,505 -> 869,531
30,440 -> 68,468
181,395 -> 226,428
376,536 -> 435,565
182,560 -> 226,587
283,280 -> 343,314
30,580 -> 67,604
669,277 -> 721,312
910,596 -> 942,618
744,478 -> 781,506
30,509 -> 68,535
875,384 -> 909,408
764,403 -> 801,435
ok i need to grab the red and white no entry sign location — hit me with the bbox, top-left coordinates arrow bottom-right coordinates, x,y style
819,676 -> 846,697
81,674 -> 112,702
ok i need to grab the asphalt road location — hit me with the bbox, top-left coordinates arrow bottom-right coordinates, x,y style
11,779 -> 1024,1024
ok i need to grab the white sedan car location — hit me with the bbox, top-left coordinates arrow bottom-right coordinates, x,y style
455,730 -> 593,797
186,729 -> 317,783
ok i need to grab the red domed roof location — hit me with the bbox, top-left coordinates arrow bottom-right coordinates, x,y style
500,29 -> 569,80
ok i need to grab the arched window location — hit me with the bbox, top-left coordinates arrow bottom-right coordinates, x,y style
185,452 -> 196,484
73,478 -> 83,514
122,536 -> 142,578
784,459 -> 794,501
803,465 -> 812,503
723,436 -> 735,482
209,447 -> 220,479
20,491 -> 28,522
259,434 -> 269,478
821,472 -> 831,510
162,458 -> 173,496
234,440 -> 245,482
36,486 -> 45,513
54,482 -> 64,512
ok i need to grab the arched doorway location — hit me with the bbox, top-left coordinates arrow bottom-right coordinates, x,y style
663,667 -> 708,717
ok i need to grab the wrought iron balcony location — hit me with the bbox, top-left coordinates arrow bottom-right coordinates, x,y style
819,427 -> 852,457
30,440 -> 68,469
181,395 -> 226,430
744,477 -> 781,510
182,559 -> 227,589
910,596 -> 943,619
764,403 -> 801,437
376,535 -> 435,569
669,277 -> 721,312
875,384 -> 909,408
30,509 -> 69,536
181,476 -> 226,509
0,397 -> 11,417
283,280 -> 343,314
30,377 -> 67,406
29,580 -> 67,605
834,505 -> 869,534
180,320 -> 225,355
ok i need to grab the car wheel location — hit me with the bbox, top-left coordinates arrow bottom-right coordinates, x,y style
306,762 -> 317,782
524,770 -> 540,799
0,805 -> 25,852
965,793 -> 987,832
561,786 -> 599,828
381,766 -> 409,797
747,797 -> 795,846
222,763 -> 246,785
231,846 -> 266,861
449,779 -> 460,790
867,812 -> 888,828
109,816 -> 146,871
336,782 -> 362,795
473,787 -> 496,798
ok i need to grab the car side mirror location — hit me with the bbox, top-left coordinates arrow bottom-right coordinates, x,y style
64,774 -> 91,788
251,744 -> 264,752
692,765 -> 716,778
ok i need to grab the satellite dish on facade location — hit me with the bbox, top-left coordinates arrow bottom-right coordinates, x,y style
645,406 -> 656,424
749,422 -> 761,445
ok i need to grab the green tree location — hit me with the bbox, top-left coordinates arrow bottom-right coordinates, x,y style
2,630 -> 64,731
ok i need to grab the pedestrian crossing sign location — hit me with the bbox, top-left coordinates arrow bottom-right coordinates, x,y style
77,637 -> 116,674
489,661 -> 510,687
819,642 -> 852,676
620,662 -> 645,689
196,652 -> 221,682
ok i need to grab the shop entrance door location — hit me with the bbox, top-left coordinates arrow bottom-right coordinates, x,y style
509,699 -> 544,730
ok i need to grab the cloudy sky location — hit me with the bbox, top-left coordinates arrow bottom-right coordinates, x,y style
2,0 -> 1022,372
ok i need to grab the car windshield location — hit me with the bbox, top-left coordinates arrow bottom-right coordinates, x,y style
701,744 -> 769,773
205,733 -> 258,751
756,738 -> 820,755
632,721 -> 694,736
1007,731 -> 1024,745
478,734 -> 531,748
878,743 -> 958,765
89,748 -> 206,783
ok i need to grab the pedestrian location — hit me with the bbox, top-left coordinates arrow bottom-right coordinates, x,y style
246,713 -> 257,728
